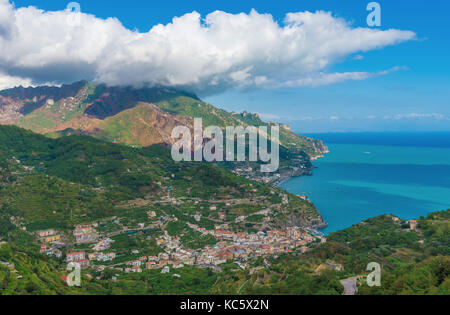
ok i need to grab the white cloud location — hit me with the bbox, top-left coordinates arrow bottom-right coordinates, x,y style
0,0 -> 416,95
280,67 -> 403,88
258,112 -> 281,121
389,113 -> 450,120
0,72 -> 32,90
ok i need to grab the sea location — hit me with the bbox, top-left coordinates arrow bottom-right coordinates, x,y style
280,132 -> 450,235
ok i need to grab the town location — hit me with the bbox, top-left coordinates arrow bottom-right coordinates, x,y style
35,216 -> 325,278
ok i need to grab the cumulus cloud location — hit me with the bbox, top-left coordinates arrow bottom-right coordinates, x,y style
0,0 -> 416,95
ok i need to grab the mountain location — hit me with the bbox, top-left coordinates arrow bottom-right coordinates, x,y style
0,124 -> 326,295
1,193 -> 447,295
0,125 -> 324,231
0,81 -> 328,178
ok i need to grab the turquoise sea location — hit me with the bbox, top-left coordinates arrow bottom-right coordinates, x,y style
280,132 -> 450,234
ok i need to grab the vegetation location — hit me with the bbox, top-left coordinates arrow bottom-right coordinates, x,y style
0,124 -> 447,295
211,211 -> 449,295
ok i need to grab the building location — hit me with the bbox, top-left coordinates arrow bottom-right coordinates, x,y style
78,259 -> 90,269
131,266 -> 142,273
325,261 -> 343,271
128,260 -> 142,267
161,266 -> 170,274
40,244 -> 48,253
66,252 -> 86,262
146,261 -> 159,270
45,235 -> 61,243
73,226 -> 98,244
37,229 -> 57,238
409,220 -> 418,231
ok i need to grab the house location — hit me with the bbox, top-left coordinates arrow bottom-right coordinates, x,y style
128,260 -> 141,267
172,262 -> 184,269
194,214 -> 202,222
236,232 -> 246,240
77,259 -> 90,269
161,266 -> 170,274
66,252 -> 86,262
40,244 -> 48,253
158,260 -> 169,268
218,250 -> 233,261
131,266 -> 142,273
215,224 -> 229,230
45,235 -> 61,243
0,261 -> 15,271
409,220 -> 418,231
37,229 -> 57,238
325,261 -> 343,272
75,233 -> 97,244
146,261 -> 159,270
48,248 -> 62,258
92,238 -> 114,251
147,256 -> 159,261
95,252 -> 116,262
214,230 -> 235,240
158,253 -> 169,260
73,226 -> 98,244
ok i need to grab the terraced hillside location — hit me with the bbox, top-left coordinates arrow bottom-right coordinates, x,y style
0,125 -> 324,232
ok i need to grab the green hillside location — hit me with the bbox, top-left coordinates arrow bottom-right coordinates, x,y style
211,210 -> 450,295
2,82 -> 328,161
1,201 -> 447,295
0,125 -> 322,231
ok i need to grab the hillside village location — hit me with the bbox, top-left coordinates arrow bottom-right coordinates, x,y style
35,207 -> 325,279
15,160 -> 328,281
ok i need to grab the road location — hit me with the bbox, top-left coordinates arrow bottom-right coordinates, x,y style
340,277 -> 358,295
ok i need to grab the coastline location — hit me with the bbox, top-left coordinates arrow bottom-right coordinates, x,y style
274,147 -> 330,231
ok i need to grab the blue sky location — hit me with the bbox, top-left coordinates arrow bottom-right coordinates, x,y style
9,0 -> 450,132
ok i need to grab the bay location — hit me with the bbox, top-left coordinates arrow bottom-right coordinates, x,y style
280,132 -> 450,234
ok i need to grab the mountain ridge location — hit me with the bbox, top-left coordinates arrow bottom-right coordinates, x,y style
0,81 -> 328,159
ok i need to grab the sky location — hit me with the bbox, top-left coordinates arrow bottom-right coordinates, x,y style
2,0 -> 449,132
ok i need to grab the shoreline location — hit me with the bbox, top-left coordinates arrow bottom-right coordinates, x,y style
274,150 -> 330,231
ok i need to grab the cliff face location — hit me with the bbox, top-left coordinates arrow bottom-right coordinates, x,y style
309,139 -> 329,160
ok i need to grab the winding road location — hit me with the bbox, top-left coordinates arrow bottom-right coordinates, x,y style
340,277 -> 358,295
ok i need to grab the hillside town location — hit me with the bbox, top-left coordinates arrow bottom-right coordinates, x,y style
35,217 -> 325,276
